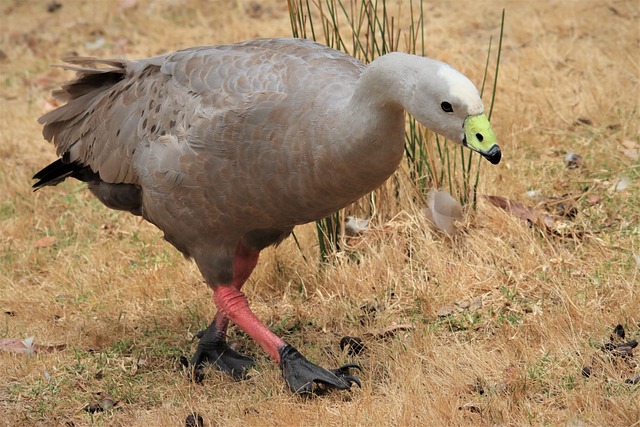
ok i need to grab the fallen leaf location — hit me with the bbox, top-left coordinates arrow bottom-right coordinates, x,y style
34,236 -> 56,248
424,189 -> 463,235
0,337 -> 35,354
0,337 -> 66,354
484,195 -> 539,227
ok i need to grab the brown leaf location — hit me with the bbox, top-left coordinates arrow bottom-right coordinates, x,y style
0,337 -> 34,354
34,236 -> 56,248
35,343 -> 67,353
0,337 -> 65,355
484,195 -> 540,226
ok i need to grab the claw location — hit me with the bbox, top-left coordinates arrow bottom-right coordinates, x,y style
189,329 -> 254,382
279,344 -> 362,395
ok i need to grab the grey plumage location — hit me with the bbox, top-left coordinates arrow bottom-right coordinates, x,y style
35,37 -> 494,288
35,38 -> 409,283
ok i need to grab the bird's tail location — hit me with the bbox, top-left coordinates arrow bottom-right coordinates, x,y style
32,156 -> 94,191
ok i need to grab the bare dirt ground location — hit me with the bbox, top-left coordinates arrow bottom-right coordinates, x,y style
0,0 -> 638,426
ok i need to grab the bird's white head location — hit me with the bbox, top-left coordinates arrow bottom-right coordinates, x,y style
368,53 -> 501,164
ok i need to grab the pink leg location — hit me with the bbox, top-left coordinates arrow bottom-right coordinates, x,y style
212,242 -> 286,362
214,286 -> 286,363
204,241 -> 360,393
208,242 -> 259,339
190,241 -> 268,381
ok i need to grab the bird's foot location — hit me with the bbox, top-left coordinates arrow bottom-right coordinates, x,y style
189,329 -> 254,383
279,344 -> 361,395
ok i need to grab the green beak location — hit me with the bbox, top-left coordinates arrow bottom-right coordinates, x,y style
463,114 -> 501,164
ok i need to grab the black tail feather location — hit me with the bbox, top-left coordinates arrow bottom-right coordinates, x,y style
32,158 -> 95,191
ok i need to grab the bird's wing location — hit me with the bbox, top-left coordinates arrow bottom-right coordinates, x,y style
38,55 -> 166,184
38,39 -> 362,187
134,40 -> 363,229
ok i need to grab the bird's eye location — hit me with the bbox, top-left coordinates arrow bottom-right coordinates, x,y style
441,102 -> 453,113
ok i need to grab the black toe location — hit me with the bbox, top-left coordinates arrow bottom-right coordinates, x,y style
279,344 -> 362,395
189,330 -> 254,382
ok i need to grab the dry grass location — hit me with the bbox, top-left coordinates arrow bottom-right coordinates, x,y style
1,0 -> 639,425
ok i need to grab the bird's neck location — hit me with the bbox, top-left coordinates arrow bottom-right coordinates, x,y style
322,54 -> 424,192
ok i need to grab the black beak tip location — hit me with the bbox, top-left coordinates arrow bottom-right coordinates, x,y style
484,145 -> 502,165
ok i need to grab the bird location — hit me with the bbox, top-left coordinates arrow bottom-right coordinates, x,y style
33,38 -> 501,395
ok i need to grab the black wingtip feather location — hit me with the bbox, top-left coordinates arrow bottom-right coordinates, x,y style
32,158 -> 82,191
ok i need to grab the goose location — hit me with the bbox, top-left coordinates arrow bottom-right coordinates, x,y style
33,38 -> 500,395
